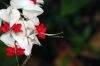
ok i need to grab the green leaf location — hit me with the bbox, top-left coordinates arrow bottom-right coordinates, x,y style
61,0 -> 90,16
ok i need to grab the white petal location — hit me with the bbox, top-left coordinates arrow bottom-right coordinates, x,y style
29,34 -> 41,46
30,17 -> 40,26
27,28 -> 33,36
10,0 -> 32,9
6,6 -> 12,16
0,9 -> 9,22
10,9 -> 20,27
25,38 -> 33,55
0,33 -> 15,47
23,4 -> 43,18
25,19 -> 35,29
33,36 -> 41,46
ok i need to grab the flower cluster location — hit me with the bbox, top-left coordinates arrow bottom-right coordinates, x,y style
0,0 -> 45,56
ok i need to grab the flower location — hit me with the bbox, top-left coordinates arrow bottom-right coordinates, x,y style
0,0 -> 44,57
36,23 -> 46,39
6,47 -> 25,56
0,6 -> 20,27
0,20 -> 25,50
0,22 -> 22,33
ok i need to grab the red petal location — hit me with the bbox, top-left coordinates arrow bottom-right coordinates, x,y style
12,23 -> 22,33
36,23 -> 47,39
6,52 -> 14,56
38,33 -> 46,39
6,47 -> 14,56
0,22 -> 10,32
41,27 -> 46,33
16,48 -> 25,55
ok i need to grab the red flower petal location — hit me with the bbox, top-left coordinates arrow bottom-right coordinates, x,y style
6,47 -> 14,56
11,23 -> 22,33
16,48 -> 25,55
36,23 -> 47,39
0,22 -> 10,32
6,47 -> 25,56
38,33 -> 46,39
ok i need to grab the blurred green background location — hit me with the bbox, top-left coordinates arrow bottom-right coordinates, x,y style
0,0 -> 100,66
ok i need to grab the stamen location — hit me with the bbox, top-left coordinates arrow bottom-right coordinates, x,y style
44,32 -> 63,36
43,32 -> 63,38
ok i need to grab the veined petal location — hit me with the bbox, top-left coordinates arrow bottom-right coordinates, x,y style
10,9 -> 20,27
0,33 -> 15,47
23,4 -> 43,18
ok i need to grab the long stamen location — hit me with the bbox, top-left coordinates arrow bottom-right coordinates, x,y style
44,32 -> 63,36
43,32 -> 63,38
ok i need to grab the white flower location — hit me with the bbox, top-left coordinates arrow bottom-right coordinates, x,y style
0,6 -> 20,27
0,20 -> 25,47
0,0 -> 44,56
11,20 -> 41,55
10,0 -> 43,18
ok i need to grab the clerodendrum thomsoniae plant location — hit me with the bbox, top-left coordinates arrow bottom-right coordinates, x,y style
0,0 -> 63,66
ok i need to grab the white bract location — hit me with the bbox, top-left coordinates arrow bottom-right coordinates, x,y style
23,3 -> 43,19
0,6 -> 20,26
0,0 -> 44,56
